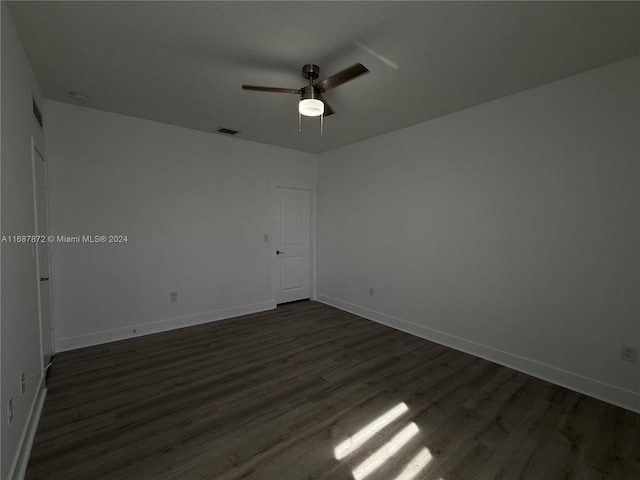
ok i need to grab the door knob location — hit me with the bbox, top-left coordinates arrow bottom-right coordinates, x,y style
276,250 -> 284,255
40,277 -> 50,281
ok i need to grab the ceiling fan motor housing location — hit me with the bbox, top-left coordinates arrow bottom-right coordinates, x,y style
301,85 -> 321,100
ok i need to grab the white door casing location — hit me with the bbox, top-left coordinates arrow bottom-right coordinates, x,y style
275,187 -> 311,304
32,140 -> 54,365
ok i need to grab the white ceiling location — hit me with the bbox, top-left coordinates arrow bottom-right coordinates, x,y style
8,1 -> 640,153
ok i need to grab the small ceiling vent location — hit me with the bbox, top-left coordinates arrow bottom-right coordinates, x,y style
216,127 -> 239,136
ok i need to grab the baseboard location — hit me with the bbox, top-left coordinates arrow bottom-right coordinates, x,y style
316,294 -> 640,414
8,378 -> 47,480
55,300 -> 276,352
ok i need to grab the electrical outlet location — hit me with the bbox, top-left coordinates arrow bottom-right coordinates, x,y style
7,398 -> 13,425
20,372 -> 26,395
170,292 -> 178,303
621,345 -> 637,363
369,287 -> 375,296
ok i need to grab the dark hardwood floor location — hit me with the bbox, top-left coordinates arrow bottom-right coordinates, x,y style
26,301 -> 639,480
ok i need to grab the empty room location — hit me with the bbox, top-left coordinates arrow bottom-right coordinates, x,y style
1,1 -> 639,479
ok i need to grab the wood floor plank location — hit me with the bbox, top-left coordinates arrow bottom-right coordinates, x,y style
26,301 -> 639,480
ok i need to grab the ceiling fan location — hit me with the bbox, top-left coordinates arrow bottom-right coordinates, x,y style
242,63 -> 369,118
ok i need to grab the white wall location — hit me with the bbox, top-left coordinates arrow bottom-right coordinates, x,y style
44,101 -> 316,350
1,3 -> 48,479
317,57 -> 640,412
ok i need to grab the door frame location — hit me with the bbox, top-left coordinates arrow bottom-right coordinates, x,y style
271,184 -> 316,305
31,136 -> 55,366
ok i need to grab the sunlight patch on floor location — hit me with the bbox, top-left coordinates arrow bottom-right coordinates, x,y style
352,422 -> 419,480
334,401 -> 437,480
392,447 -> 433,480
334,402 -> 409,460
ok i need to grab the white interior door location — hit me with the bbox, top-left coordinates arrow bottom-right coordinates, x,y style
276,187 -> 311,304
33,144 -> 54,365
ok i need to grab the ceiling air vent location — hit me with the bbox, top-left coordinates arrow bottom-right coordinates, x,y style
216,127 -> 239,136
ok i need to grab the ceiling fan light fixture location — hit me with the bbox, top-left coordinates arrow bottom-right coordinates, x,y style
298,98 -> 324,117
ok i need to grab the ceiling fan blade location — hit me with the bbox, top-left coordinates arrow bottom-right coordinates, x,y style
242,85 -> 301,94
319,95 -> 335,116
315,63 -> 369,92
